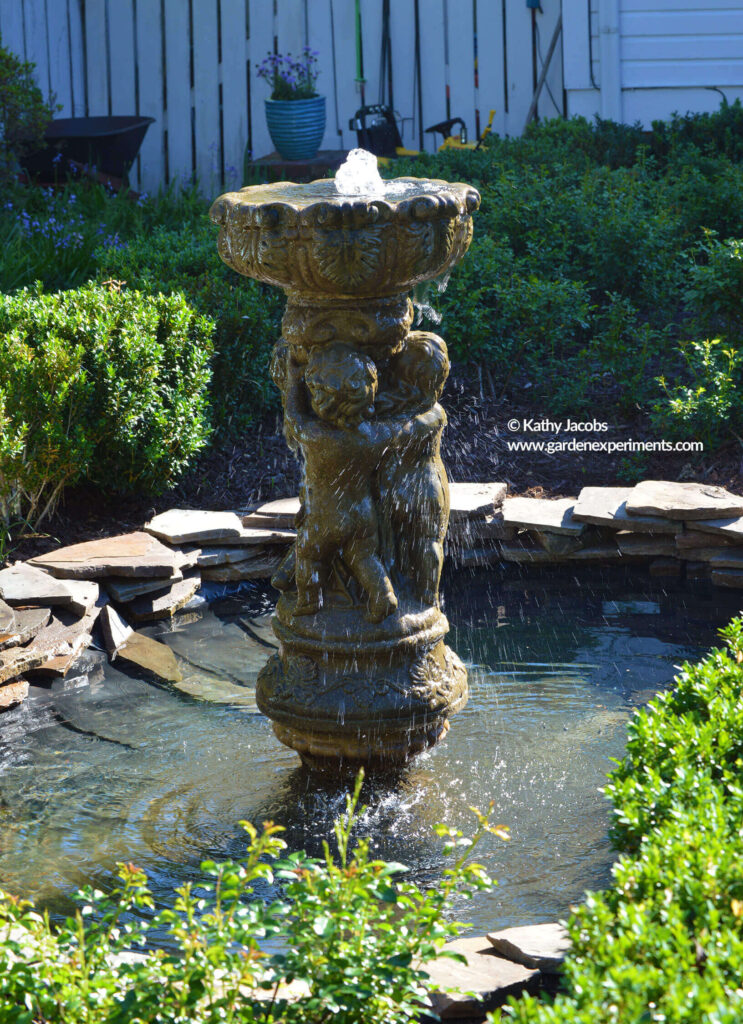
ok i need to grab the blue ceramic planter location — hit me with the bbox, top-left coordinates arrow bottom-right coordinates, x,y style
265,96 -> 326,161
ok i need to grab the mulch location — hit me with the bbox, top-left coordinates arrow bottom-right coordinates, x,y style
8,365 -> 742,566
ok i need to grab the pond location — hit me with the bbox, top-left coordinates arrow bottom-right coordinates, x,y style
0,565 -> 736,938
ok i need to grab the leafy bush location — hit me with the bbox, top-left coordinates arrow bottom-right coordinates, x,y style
97,225 -> 283,433
0,771 -> 505,1024
0,283 -> 212,530
497,618 -> 743,1024
0,39 -> 55,179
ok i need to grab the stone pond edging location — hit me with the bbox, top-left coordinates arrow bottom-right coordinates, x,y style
2,479 -> 742,1015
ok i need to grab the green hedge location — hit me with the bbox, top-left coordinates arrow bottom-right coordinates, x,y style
0,283 -> 213,530
96,224 -> 283,434
497,617 -> 743,1024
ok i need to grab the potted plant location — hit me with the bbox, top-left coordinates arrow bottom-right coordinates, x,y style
257,47 -> 325,161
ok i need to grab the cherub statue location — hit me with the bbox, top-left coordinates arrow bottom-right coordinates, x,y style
285,341 -> 401,623
376,331 -> 451,605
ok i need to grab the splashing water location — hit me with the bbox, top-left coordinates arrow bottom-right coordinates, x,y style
412,271 -> 451,326
334,148 -> 386,197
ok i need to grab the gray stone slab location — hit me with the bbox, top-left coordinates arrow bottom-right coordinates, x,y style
693,515 -> 743,542
212,526 -> 296,546
0,606 -> 51,651
0,563 -> 76,607
0,599 -> 14,634
707,550 -> 743,570
676,529 -> 733,550
450,545 -> 501,568
487,922 -> 570,973
649,557 -> 682,578
567,543 -> 622,561
104,572 -> 183,603
124,574 -> 202,623
116,631 -> 183,684
712,568 -> 743,588
503,497 -> 583,536
201,553 -> 283,582
448,513 -> 515,544
535,531 -> 583,555
0,679 -> 29,711
197,546 -> 267,568
29,532 -> 182,579
677,547 -> 737,562
145,508 -> 245,544
572,486 -> 680,534
99,605 -> 134,658
30,605 -> 101,678
500,540 -> 560,564
63,580 -> 100,617
616,533 -> 677,557
242,497 -> 301,529
425,935 -> 539,1018
626,480 -> 743,521
449,482 -> 508,522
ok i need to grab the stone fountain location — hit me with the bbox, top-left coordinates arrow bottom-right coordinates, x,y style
210,161 -> 480,768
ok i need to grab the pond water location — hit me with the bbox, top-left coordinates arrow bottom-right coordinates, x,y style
0,566 -> 737,938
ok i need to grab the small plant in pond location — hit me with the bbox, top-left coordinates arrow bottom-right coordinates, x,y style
257,47 -> 320,100
0,770 -> 507,1023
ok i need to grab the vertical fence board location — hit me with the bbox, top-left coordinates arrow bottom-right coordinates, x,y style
163,0 -> 193,185
193,0 -> 220,194
504,0 -> 532,134
23,0 -> 51,99
135,0 -> 165,194
307,0 -> 342,151
445,0 -> 476,143
106,0 -> 137,183
67,0 -> 86,115
275,0 -> 304,60
85,0 -> 110,114
0,1 -> 27,60
46,0 -> 73,115
418,0 -> 446,152
220,0 -> 249,187
476,0 -> 506,138
329,0 -> 358,151
358,0 -> 382,113
388,0 -> 417,149
246,0 -> 275,160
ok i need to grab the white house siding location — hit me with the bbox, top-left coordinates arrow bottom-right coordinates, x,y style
563,0 -> 743,127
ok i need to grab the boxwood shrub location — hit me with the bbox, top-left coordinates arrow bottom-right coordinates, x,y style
0,283 -> 213,529
497,617 -> 743,1024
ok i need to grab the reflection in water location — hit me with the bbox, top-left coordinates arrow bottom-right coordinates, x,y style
0,567 -> 736,935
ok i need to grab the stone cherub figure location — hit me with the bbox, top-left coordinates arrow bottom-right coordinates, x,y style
284,341 -> 402,623
376,331 -> 451,605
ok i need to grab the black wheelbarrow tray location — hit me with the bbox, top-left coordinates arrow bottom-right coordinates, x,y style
22,116 -> 155,181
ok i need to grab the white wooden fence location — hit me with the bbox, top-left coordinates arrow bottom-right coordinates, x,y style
0,0 -> 564,195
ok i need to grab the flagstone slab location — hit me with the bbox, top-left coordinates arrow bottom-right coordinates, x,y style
676,530 -> 733,550
425,935 -> 540,1018
145,509 -> 245,545
626,480 -> 743,521
0,679 -> 29,711
452,546 -> 502,568
242,498 -> 301,529
449,482 -> 508,522
64,581 -> 101,617
616,533 -> 678,557
30,605 -> 101,678
29,532 -> 182,579
99,605 -> 134,658
0,599 -> 14,634
503,497 -> 583,536
104,572 -> 183,603
115,631 -> 183,684
124,574 -> 202,623
500,540 -> 559,564
693,515 -> 743,542
0,563 -> 77,606
712,568 -> 743,588
197,546 -> 272,568
448,513 -> 515,544
0,607 -> 51,651
487,923 -> 570,973
572,487 -> 679,534
535,531 -> 584,555
705,550 -> 743,570
201,553 -> 283,582
214,526 -> 296,546
567,543 -> 622,561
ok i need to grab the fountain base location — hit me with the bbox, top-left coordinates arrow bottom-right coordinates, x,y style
256,597 -> 467,766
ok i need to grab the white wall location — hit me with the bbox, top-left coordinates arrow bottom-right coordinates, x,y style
563,0 -> 743,126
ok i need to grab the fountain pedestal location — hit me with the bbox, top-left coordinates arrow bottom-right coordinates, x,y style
210,176 -> 480,767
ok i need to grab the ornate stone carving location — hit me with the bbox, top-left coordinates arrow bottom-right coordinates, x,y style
210,175 -> 480,768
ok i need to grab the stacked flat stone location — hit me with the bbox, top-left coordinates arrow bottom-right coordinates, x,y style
0,504 -> 297,710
